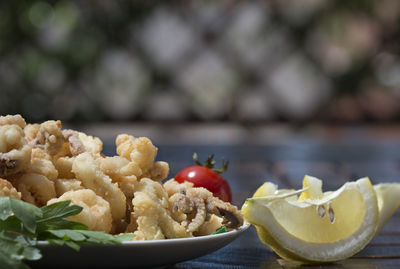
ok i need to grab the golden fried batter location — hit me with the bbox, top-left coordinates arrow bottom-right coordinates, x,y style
116,134 -> 169,182
142,161 -> 169,182
15,173 -> 57,206
48,189 -> 112,233
26,121 -> 64,156
99,156 -> 141,199
72,153 -> 126,223
0,178 -> 21,199
28,149 -> 58,181
62,130 -> 103,157
54,178 -> 84,196
0,122 -> 31,177
132,178 -> 191,240
0,114 -> 26,128
54,156 -> 75,179
165,179 -> 243,232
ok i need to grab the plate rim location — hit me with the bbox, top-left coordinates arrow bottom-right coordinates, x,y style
36,221 -> 250,247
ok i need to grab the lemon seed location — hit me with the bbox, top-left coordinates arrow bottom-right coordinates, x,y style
316,204 -> 326,218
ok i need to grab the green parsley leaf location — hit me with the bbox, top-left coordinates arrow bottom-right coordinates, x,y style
0,198 -> 128,269
0,197 -> 13,220
114,233 -> 135,242
39,200 -> 82,222
0,250 -> 31,269
0,197 -> 42,234
36,200 -> 87,233
69,230 -> 121,244
212,226 -> 227,235
46,230 -> 87,241
0,232 -> 41,269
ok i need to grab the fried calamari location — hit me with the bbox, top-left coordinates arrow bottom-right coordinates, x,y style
0,115 -> 31,177
132,178 -> 191,240
164,179 -> 243,232
26,121 -> 64,156
72,152 -> 126,224
116,134 -> 169,182
0,177 -> 21,200
48,189 -> 112,233
0,114 -> 243,240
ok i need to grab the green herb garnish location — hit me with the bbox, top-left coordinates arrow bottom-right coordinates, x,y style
212,226 -> 227,235
0,197 -> 134,269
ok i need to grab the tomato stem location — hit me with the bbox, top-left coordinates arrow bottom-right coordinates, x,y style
192,153 -> 229,174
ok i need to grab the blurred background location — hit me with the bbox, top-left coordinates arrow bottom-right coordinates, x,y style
1,0 -> 400,125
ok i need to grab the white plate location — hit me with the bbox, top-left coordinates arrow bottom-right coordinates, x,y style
32,222 -> 250,268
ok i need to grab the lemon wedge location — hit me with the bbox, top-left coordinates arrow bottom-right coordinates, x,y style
374,183 -> 400,234
298,175 -> 323,201
242,177 -> 379,263
298,178 -> 400,234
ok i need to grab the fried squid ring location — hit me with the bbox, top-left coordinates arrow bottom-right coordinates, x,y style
48,189 -> 112,233
72,152 -> 126,223
15,173 -> 56,206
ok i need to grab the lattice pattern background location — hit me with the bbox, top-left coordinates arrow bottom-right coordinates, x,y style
1,1 -> 399,123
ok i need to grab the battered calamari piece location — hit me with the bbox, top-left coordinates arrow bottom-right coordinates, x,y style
54,178 -> 84,196
28,149 -> 58,181
54,157 -> 75,179
164,180 -> 195,225
62,130 -> 103,156
72,152 -> 126,223
142,161 -> 170,182
164,179 -> 194,196
26,121 -> 64,156
23,124 -> 40,143
0,178 -> 21,199
48,189 -> 112,233
31,147 -> 51,160
52,142 -> 70,160
0,114 -> 26,128
15,173 -> 57,206
0,123 -> 32,177
164,179 -> 243,233
99,156 -> 141,179
116,134 -> 169,181
195,215 -> 223,236
125,212 -> 139,233
99,156 -> 141,199
132,178 -> 191,240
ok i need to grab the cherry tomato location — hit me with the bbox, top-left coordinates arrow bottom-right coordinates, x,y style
175,154 -> 232,202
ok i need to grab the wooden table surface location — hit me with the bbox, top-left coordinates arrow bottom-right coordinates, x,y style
71,124 -> 400,268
